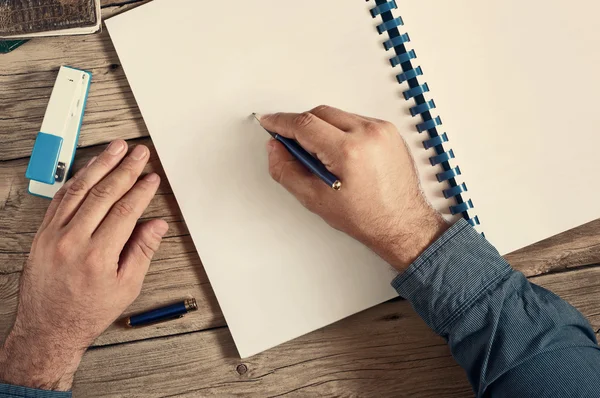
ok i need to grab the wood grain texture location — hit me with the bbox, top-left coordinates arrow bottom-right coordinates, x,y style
70,266 -> 600,397
0,4 -> 150,162
76,300 -> 473,398
0,139 -> 225,346
505,219 -> 600,277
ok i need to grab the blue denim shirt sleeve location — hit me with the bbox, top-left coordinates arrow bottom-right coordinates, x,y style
0,383 -> 70,398
393,218 -> 600,397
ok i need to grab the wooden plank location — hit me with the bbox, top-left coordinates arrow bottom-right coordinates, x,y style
0,5 -> 150,161
70,265 -> 600,397
75,299 -> 473,398
505,219 -> 600,277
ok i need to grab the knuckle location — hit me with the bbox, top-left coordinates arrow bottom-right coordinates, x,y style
267,112 -> 283,122
310,104 -> 330,115
268,159 -> 284,183
89,183 -> 115,200
119,160 -> 140,179
378,120 -> 396,133
93,156 -> 112,169
53,183 -> 69,202
84,248 -> 106,270
135,235 -> 159,261
341,140 -> 362,161
66,178 -> 88,196
111,200 -> 136,218
363,121 -> 385,137
263,112 -> 284,127
55,236 -> 73,260
293,112 -> 316,129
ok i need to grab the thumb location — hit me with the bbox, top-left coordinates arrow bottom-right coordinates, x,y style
267,139 -> 326,209
118,219 -> 168,287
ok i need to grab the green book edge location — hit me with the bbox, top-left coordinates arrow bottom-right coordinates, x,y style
0,40 -> 28,54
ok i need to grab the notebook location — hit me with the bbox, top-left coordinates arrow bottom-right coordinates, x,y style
106,0 -> 600,357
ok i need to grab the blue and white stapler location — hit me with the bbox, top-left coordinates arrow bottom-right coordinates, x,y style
25,66 -> 92,199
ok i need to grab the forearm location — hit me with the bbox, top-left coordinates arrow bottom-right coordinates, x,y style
0,333 -> 82,392
394,219 -> 600,397
0,324 -> 82,396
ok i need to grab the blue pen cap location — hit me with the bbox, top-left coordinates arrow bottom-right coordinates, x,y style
25,132 -> 63,185
127,298 -> 198,327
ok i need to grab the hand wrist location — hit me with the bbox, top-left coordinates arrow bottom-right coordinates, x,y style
366,211 -> 448,273
0,326 -> 84,391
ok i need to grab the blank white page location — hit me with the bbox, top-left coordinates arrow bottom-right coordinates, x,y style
397,0 -> 600,254
106,0 -> 462,357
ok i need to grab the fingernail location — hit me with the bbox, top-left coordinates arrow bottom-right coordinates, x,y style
261,113 -> 273,121
266,139 -> 276,153
130,145 -> 148,160
153,221 -> 169,237
107,140 -> 126,155
86,156 -> 97,167
144,173 -> 159,182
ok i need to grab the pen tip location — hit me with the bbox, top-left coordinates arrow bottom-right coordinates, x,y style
252,112 -> 261,122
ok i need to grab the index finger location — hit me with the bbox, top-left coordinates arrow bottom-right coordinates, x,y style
259,111 -> 346,170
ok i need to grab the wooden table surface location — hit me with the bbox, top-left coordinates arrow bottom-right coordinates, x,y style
1,1 -> 600,396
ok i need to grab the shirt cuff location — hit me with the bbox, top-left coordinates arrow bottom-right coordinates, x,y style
0,383 -> 71,398
391,218 -> 512,335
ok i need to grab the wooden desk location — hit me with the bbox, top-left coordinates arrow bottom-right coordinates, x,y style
1,2 -> 599,396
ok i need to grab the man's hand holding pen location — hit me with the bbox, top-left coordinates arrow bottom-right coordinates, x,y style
260,105 -> 447,271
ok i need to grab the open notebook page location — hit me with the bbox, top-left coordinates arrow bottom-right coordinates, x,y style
397,0 -> 600,254
106,0 -> 465,357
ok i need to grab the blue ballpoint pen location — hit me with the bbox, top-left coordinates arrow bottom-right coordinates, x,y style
253,113 -> 342,190
126,298 -> 198,327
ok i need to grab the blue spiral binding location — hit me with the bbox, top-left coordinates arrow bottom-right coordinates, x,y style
410,99 -> 435,116
416,115 -> 442,133
443,182 -> 467,199
403,83 -> 429,100
423,133 -> 448,149
370,0 -> 479,226
377,17 -> 404,34
437,166 -> 461,182
383,33 -> 410,50
390,49 -> 416,67
370,0 -> 397,17
396,66 -> 423,84
430,149 -> 454,165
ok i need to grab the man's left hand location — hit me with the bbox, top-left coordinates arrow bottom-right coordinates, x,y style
0,140 -> 167,391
